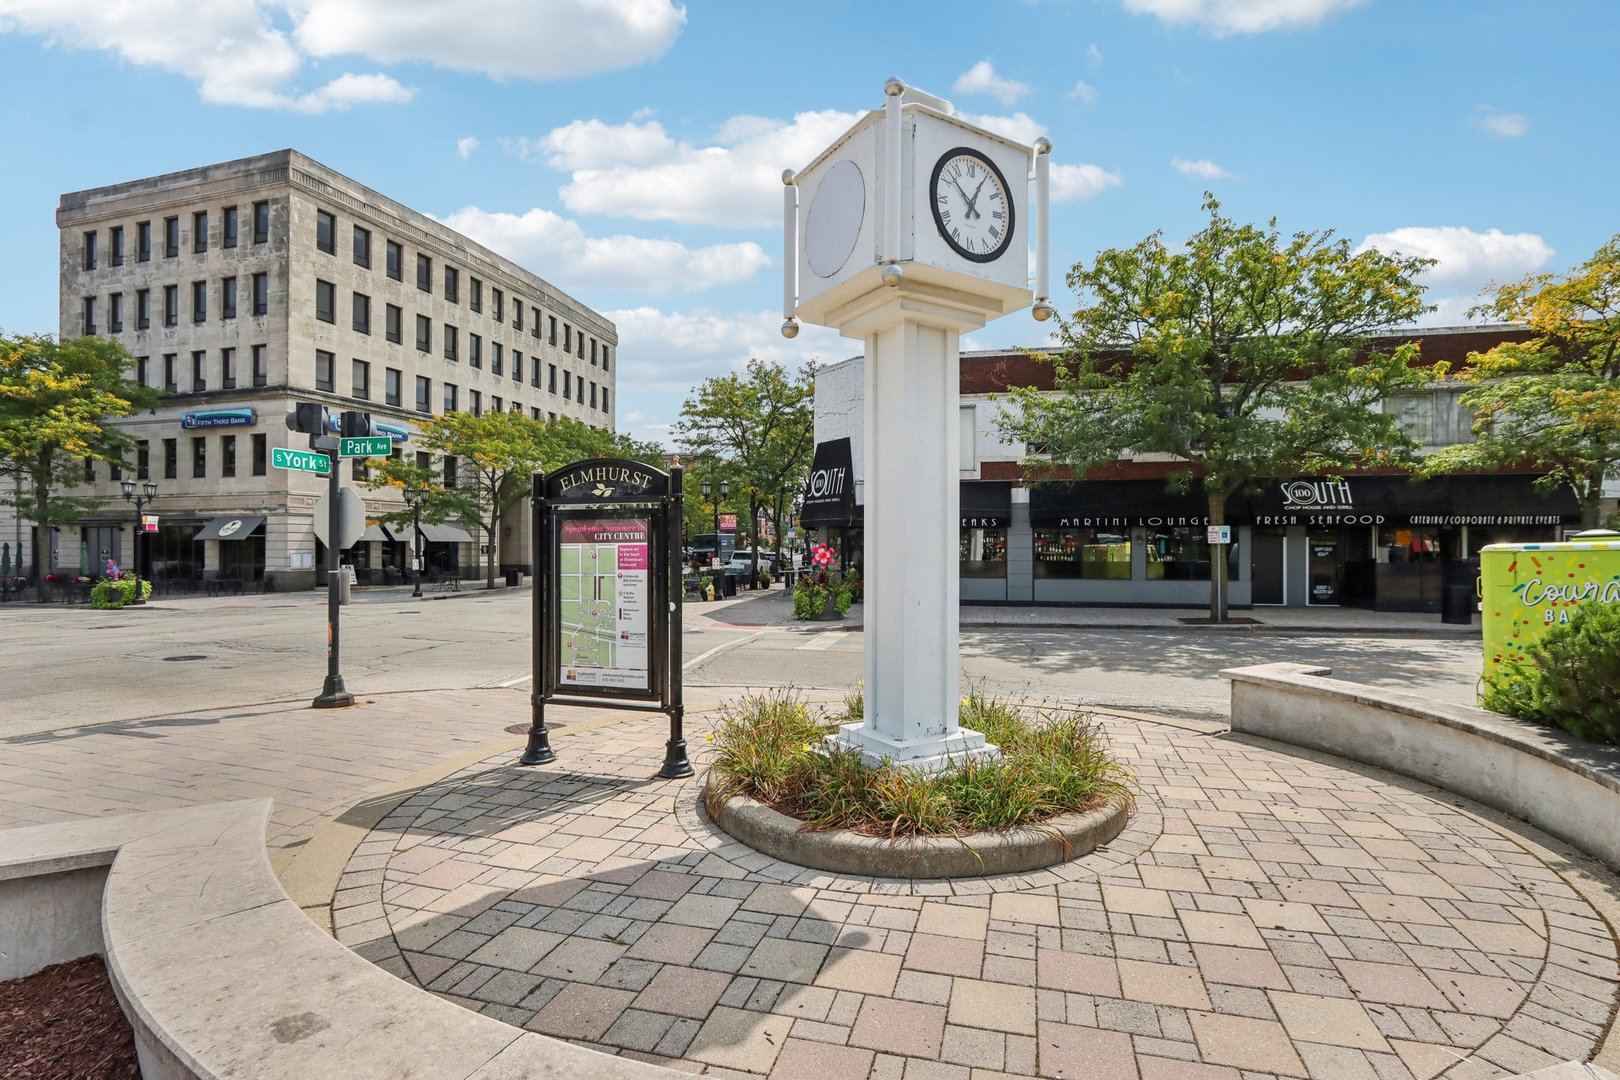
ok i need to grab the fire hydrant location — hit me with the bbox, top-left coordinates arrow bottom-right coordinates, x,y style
704,580 -> 716,602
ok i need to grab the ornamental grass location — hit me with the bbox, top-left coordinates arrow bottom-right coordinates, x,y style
705,687 -> 1134,838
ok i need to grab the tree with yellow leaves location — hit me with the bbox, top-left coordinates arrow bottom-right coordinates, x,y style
1423,237 -> 1620,528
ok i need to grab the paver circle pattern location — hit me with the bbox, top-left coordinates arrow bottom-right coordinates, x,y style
332,711 -> 1620,1080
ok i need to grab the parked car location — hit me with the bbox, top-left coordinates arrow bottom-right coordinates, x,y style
726,550 -> 783,573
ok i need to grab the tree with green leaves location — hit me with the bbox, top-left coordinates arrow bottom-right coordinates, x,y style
0,334 -> 161,596
366,411 -> 663,588
675,359 -> 816,584
999,195 -> 1434,620
1422,236 -> 1620,528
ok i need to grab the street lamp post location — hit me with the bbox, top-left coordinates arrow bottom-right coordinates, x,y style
119,478 -> 157,606
699,478 -> 730,542
403,484 -> 428,598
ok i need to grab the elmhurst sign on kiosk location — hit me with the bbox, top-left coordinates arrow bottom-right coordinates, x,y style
783,78 -> 1051,769
521,458 -> 690,780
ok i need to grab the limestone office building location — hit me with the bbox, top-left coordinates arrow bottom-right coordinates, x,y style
807,326 -> 1594,613
54,150 -> 616,589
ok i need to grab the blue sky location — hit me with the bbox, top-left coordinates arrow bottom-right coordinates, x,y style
1,0 -> 1615,446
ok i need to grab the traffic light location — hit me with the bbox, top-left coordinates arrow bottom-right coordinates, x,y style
286,402 -> 329,434
340,411 -> 374,438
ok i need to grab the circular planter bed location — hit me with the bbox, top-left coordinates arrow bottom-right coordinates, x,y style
703,778 -> 1130,879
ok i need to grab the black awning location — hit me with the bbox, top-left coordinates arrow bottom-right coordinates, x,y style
193,515 -> 266,541
801,438 -> 856,526
961,482 -> 1013,528
1029,481 -> 1210,528
1245,474 -> 1579,526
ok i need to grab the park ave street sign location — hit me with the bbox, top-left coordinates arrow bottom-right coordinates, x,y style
272,447 -> 331,475
340,436 -> 392,458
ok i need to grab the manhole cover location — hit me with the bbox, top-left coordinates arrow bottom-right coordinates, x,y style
162,655 -> 208,662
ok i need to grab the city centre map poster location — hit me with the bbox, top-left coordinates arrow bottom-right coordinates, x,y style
557,517 -> 651,691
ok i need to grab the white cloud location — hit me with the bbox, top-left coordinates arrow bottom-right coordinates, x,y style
1172,157 -> 1236,180
436,206 -> 770,293
456,136 -> 479,160
958,111 -> 1048,147
1474,106 -> 1528,138
550,109 -> 861,228
291,0 -> 686,81
1050,163 -> 1123,201
608,306 -> 845,399
293,72 -> 414,113
1121,0 -> 1365,35
952,60 -> 1031,106
1086,42 -> 1103,65
1356,226 -> 1554,290
1066,80 -> 1098,104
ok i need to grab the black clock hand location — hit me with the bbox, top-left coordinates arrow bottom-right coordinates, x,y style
965,176 -> 988,220
949,177 -> 973,211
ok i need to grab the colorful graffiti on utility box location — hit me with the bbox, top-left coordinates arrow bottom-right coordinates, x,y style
1479,539 -> 1620,690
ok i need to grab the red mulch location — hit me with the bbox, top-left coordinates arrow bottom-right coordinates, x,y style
0,955 -> 140,1079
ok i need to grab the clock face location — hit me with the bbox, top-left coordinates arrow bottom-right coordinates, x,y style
930,147 -> 1014,263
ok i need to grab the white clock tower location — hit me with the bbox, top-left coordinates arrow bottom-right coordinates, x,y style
784,78 -> 1053,769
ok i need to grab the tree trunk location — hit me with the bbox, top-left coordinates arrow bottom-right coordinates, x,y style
32,467 -> 49,601
1579,473 -> 1604,531
748,495 -> 761,587
485,510 -> 497,589
1207,489 -> 1228,623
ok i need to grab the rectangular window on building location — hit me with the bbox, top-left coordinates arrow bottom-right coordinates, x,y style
83,231 -> 97,271
164,216 -> 179,257
315,280 -> 335,323
385,367 -> 401,406
83,456 -> 94,483
549,315 -> 557,345
444,324 -> 458,361
138,441 -> 150,480
513,302 -> 523,332
191,437 -> 205,478
136,355 -> 149,386
222,277 -> 237,320
386,303 -> 402,343
415,375 -> 431,414
252,344 -> 268,387
191,280 -> 207,323
469,333 -> 482,369
252,201 -> 269,244
590,338 -> 597,366
444,383 -> 458,412
602,387 -> 609,413
82,296 -> 97,335
221,347 -> 236,389
532,407 -> 541,420
111,225 -> 124,266
493,395 -> 503,413
415,314 -> 431,352
563,323 -> 571,351
590,381 -> 597,409
251,434 -> 266,476
110,461 -> 121,482
416,253 -> 432,292
222,206 -> 238,248
137,221 -> 151,262
529,353 -> 541,388
491,342 -> 503,376
109,292 -> 123,332
469,277 -> 482,312
444,266 -> 458,303
443,455 -> 458,488
316,210 -> 335,254
352,457 -> 368,481
563,370 -> 571,398
316,349 -> 334,392
1033,529 -> 1132,580
352,292 -> 370,334
352,225 -> 370,267
192,350 -> 206,391
252,272 -> 268,316
469,389 -> 482,416
492,287 -> 504,322
1146,528 -> 1233,583
163,438 -> 177,479
960,526 -> 1008,580
192,211 -> 208,253
513,350 -> 523,384
548,364 -> 557,393
136,288 -> 150,330
531,307 -> 541,340
386,240 -> 402,280
352,359 -> 370,400
163,353 -> 177,392
577,334 -> 585,360
415,451 -> 431,470
221,434 -> 237,478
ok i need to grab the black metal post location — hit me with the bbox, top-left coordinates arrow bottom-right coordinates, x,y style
130,496 -> 146,606
659,465 -> 693,779
411,502 -> 423,598
312,447 -> 353,708
520,471 -> 555,766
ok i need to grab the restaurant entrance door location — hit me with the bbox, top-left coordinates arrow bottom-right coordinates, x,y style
1251,528 -> 1285,605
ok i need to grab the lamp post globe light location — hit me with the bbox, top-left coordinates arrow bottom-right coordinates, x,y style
699,478 -> 730,540
119,478 -> 157,606
403,483 -> 429,598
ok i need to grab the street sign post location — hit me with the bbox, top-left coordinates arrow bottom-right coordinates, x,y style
1206,525 -> 1232,545
339,436 -> 392,458
272,447 -> 332,475
313,487 -> 367,551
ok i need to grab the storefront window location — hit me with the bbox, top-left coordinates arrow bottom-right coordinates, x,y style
1033,528 -> 1131,579
1381,526 -> 1446,563
1146,527 -> 1237,581
960,526 -> 1007,579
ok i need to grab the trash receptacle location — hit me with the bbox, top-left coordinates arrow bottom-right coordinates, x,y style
1440,559 -> 1476,624
505,568 -> 521,587
722,572 -> 737,598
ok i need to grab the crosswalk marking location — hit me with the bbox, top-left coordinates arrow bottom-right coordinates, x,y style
796,631 -> 845,652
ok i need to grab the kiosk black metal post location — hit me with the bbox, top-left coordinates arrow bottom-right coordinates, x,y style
521,470 -> 555,766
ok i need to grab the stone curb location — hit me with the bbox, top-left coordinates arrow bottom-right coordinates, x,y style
702,779 -> 1130,879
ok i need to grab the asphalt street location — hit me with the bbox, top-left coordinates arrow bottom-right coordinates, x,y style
0,586 -> 1483,738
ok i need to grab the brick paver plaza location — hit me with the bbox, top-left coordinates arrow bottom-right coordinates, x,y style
325,704 -> 1618,1080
